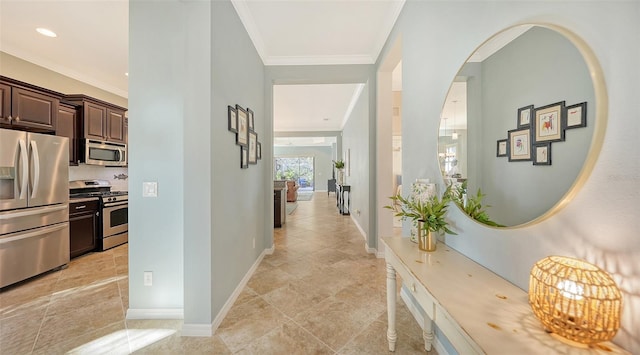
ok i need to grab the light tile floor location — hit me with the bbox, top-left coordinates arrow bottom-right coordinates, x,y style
0,192 -> 432,354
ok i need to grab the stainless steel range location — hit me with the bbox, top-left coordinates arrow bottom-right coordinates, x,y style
70,180 -> 128,251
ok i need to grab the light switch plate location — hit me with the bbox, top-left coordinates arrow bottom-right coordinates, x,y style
143,182 -> 158,197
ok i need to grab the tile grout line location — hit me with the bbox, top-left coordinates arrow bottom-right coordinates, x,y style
29,267 -> 63,354
113,250 -> 133,354
257,293 -> 339,354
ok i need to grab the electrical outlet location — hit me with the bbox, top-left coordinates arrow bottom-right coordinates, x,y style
144,271 -> 153,286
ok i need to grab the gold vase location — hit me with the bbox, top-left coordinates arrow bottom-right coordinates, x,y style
417,220 -> 436,252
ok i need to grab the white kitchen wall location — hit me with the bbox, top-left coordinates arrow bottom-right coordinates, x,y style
69,165 -> 129,191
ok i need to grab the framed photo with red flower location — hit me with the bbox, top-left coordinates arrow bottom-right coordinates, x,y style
533,101 -> 565,143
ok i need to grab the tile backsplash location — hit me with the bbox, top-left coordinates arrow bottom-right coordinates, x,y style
69,165 -> 129,191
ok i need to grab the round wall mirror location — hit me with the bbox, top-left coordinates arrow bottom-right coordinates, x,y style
438,24 -> 605,227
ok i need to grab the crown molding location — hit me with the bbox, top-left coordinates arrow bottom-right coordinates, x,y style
370,0 -> 405,65
264,54 -> 375,66
231,0 -> 268,64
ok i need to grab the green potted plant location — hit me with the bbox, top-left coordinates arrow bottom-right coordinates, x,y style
385,186 -> 457,251
445,181 -> 504,227
333,160 -> 345,184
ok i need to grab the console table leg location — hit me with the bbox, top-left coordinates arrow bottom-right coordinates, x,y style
423,318 -> 434,351
386,263 -> 398,351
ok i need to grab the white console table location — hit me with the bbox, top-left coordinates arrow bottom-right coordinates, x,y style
382,237 -> 629,354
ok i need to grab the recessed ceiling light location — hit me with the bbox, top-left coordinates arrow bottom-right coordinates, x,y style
125,72 -> 129,76
36,28 -> 57,38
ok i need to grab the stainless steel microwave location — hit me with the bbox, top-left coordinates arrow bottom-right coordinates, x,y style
84,139 -> 127,166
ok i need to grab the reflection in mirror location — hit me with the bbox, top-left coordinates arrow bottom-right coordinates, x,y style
439,25 -> 597,227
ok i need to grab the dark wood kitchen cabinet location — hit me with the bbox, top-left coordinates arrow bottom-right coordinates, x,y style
0,77 -> 61,132
0,82 -> 10,125
65,94 -> 127,143
56,103 -> 79,165
69,199 -> 100,258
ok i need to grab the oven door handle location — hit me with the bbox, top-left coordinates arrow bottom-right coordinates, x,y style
103,202 -> 128,209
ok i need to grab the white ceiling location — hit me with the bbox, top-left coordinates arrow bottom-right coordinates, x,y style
231,0 -> 405,65
0,1 -> 129,98
274,84 -> 364,132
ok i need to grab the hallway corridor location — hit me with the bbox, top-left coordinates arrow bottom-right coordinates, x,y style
0,192 -> 430,354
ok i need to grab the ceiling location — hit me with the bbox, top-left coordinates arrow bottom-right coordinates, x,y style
232,0 -> 404,66
274,84 -> 364,132
0,0 -> 404,141
0,1 -> 129,98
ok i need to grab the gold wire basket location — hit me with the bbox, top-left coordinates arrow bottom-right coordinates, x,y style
529,256 -> 622,345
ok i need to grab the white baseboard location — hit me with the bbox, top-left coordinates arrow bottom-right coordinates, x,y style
349,214 -> 376,255
265,245 -> 275,255
181,323 -> 212,337
126,308 -> 184,320
400,287 -> 451,355
207,248 -> 269,334
350,214 -> 367,241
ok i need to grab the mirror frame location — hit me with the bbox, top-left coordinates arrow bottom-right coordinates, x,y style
440,23 -> 608,229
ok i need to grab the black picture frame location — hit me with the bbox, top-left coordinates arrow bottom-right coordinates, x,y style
507,128 -> 531,162
235,105 -> 249,147
247,108 -> 255,131
248,131 -> 258,164
240,146 -> 248,169
517,105 -> 534,128
533,142 -> 552,165
496,139 -> 507,157
533,101 -> 565,143
257,142 -> 262,160
227,105 -> 238,133
565,102 -> 587,129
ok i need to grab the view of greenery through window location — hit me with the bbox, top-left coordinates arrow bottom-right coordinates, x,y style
274,157 -> 314,189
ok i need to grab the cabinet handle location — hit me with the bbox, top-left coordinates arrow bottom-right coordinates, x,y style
7,115 -> 12,122
96,212 -> 100,217
75,205 -> 87,210
14,115 -> 19,122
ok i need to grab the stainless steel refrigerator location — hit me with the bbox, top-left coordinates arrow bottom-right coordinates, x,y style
0,128 -> 69,288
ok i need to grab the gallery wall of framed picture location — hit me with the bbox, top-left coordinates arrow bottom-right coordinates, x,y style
496,100 -> 587,166
228,105 -> 262,169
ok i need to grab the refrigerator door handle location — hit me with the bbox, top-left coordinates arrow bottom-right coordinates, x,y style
30,140 -> 40,199
18,139 -> 28,200
0,204 -> 68,220
0,222 -> 68,244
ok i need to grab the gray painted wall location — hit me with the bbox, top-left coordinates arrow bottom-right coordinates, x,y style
478,27 -> 594,226
341,84 -> 370,239
211,0 -> 266,320
129,0 -> 265,328
129,1 -> 185,312
378,1 -> 639,351
274,145 -> 333,191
